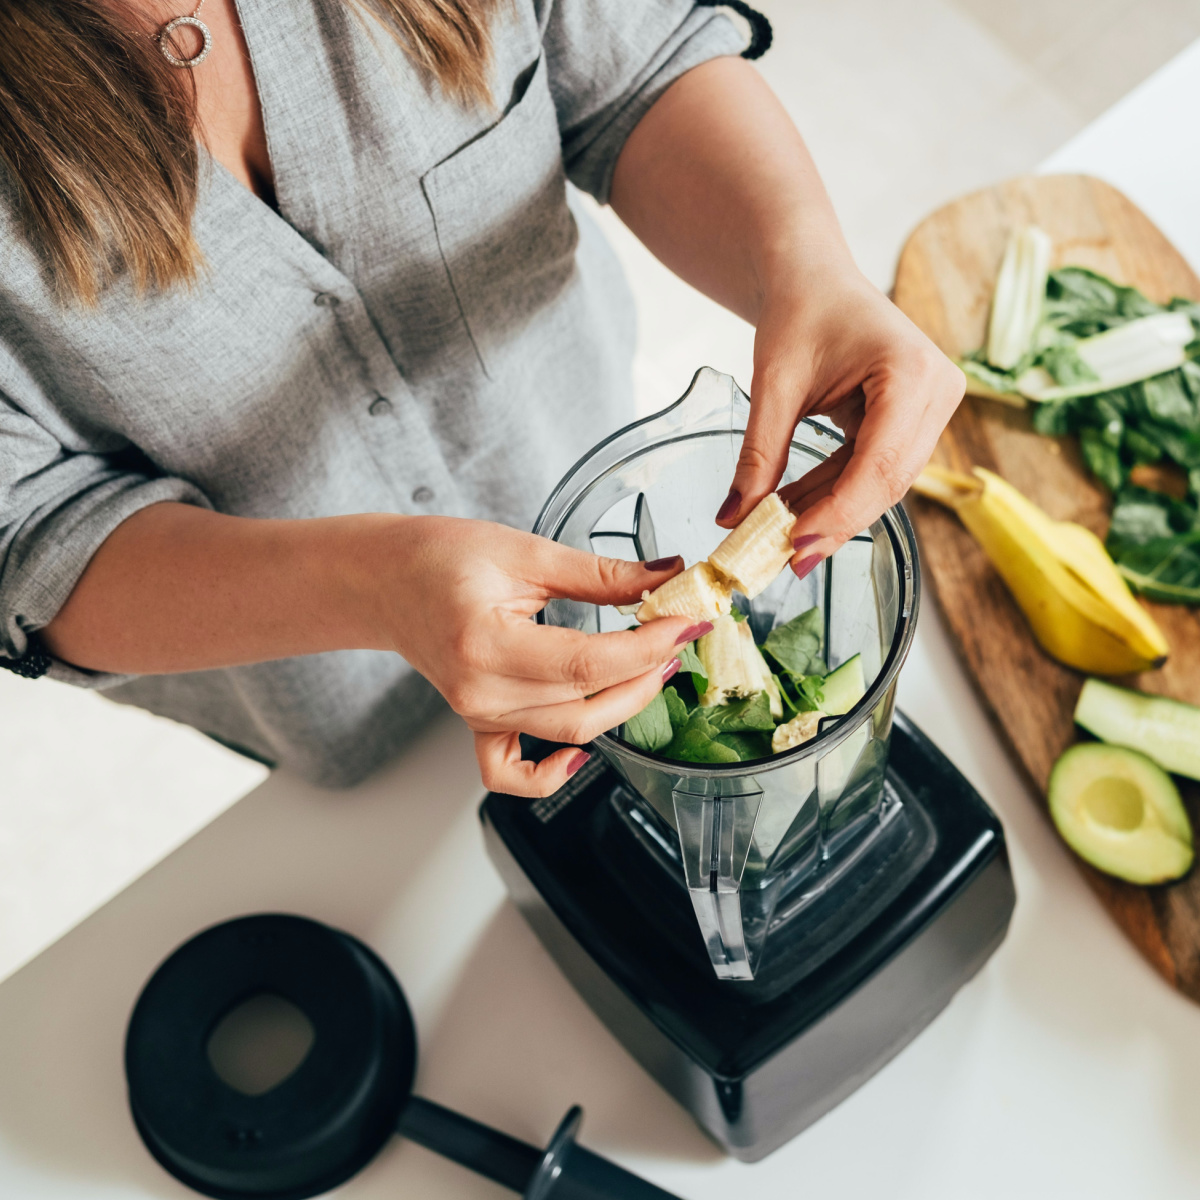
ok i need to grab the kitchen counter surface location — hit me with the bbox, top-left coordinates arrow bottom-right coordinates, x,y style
4,38 -> 1200,1200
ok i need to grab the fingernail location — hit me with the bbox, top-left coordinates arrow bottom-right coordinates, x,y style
661,657 -> 682,683
716,489 -> 741,522
675,622 -> 713,645
643,555 -> 683,571
566,751 -> 590,777
791,553 -> 822,581
792,532 -> 822,551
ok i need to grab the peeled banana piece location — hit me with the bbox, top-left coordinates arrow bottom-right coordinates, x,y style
771,710 -> 823,754
635,493 -> 797,624
913,465 -> 1169,675
635,561 -> 732,623
707,492 -> 797,599
696,615 -> 784,718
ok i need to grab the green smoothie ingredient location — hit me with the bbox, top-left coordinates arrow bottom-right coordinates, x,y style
1048,742 -> 1193,884
619,606 -> 868,764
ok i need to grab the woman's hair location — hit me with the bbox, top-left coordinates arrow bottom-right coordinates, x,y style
0,0 -> 501,304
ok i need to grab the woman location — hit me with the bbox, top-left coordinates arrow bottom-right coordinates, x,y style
0,0 -> 962,796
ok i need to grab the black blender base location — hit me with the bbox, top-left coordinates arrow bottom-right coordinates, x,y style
480,712 -> 1015,1162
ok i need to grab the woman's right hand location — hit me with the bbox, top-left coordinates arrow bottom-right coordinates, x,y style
373,516 -> 706,798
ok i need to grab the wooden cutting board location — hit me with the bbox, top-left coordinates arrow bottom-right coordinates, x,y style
893,174 -> 1200,1002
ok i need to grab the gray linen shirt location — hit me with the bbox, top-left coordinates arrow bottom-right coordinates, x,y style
0,0 -> 743,784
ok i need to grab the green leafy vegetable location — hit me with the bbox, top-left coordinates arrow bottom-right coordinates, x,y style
701,691 -> 776,733
1109,531 -> 1200,603
773,672 -> 800,717
1106,487 -> 1200,604
961,357 -> 1023,398
663,710 -> 740,764
970,258 -> 1200,604
622,690 -> 673,753
763,607 -> 825,678
663,686 -> 691,732
1080,426 -> 1125,492
712,732 -> 773,761
1138,372 -> 1197,431
794,675 -> 825,712
676,641 -> 707,695
1041,344 -> 1097,386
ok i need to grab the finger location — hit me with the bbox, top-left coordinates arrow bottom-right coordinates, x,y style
473,730 -> 592,798
717,362 -> 812,527
492,612 -> 707,693
472,660 -> 677,746
778,443 -> 853,508
825,391 -> 866,441
788,395 -> 941,562
526,540 -> 685,606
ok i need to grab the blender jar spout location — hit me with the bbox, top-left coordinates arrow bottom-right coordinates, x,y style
672,782 -> 764,981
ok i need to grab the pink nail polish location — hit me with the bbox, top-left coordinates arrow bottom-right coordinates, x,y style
792,532 -> 821,551
566,751 -> 591,777
675,622 -> 714,646
661,658 -> 682,683
716,489 -> 741,522
644,555 -> 683,571
791,554 -> 821,581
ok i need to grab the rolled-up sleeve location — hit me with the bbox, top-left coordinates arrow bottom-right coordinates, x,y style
0,390 -> 210,686
544,0 -> 747,203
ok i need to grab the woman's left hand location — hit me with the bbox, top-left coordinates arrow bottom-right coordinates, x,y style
716,267 -> 965,572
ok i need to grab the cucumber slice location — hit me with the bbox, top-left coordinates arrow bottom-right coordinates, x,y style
1048,743 -> 1193,884
1074,679 -> 1200,781
820,654 -> 867,716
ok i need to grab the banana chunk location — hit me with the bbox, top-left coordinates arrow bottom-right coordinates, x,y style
635,561 -> 732,623
771,710 -> 824,754
696,614 -> 783,718
707,493 -> 797,599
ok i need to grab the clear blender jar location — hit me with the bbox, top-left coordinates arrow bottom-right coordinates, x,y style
533,369 -> 920,980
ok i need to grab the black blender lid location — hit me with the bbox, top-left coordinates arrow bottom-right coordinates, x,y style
125,914 -> 412,1200
125,913 -> 684,1200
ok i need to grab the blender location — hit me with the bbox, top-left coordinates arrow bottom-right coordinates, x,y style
481,369 -> 1015,1159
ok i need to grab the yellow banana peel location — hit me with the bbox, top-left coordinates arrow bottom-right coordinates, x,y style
913,465 -> 1168,675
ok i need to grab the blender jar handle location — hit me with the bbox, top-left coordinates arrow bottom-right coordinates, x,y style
671,784 -> 763,981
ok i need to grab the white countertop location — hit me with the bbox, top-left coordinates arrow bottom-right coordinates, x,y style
4,37 -> 1200,1200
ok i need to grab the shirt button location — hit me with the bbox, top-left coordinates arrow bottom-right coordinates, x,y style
313,292 -> 340,307
368,395 -> 393,417
411,486 -> 435,504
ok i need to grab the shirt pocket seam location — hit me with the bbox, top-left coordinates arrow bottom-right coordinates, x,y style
420,52 -> 577,381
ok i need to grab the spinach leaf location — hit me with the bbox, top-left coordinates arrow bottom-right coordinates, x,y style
1041,344 -> 1097,386
1109,531 -> 1200,604
1123,427 -> 1163,465
795,675 -> 826,712
1031,397 -> 1077,436
622,690 -> 673,753
1106,486 -> 1200,603
730,606 -> 748,623
1079,426 -> 1125,491
702,691 -> 776,733
1137,371 -> 1197,432
773,673 -> 800,717
713,732 -> 774,761
1110,486 -> 1193,540
663,710 -> 740,764
961,358 -> 1021,395
663,686 -> 691,733
1138,420 -> 1200,468
763,607 -> 825,678
676,641 -> 707,695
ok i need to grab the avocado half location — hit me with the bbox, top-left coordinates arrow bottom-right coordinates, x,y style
1048,743 -> 1194,884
